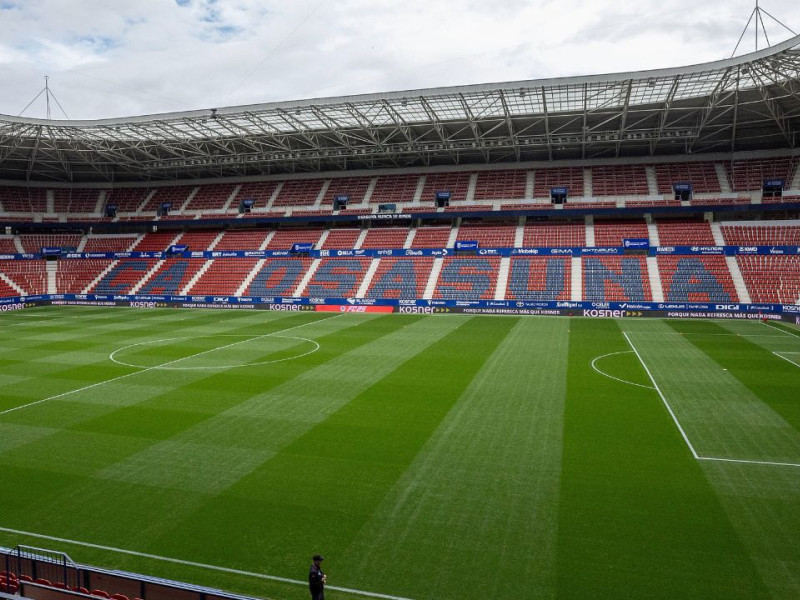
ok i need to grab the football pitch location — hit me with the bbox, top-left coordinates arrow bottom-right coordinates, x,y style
0,306 -> 799,600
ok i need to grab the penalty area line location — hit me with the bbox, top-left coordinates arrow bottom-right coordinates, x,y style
773,351 -> 800,370
0,526 -> 416,600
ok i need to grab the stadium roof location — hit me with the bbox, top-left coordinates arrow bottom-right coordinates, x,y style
1,34 -> 800,183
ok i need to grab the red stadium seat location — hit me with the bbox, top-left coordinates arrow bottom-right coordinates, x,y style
91,589 -> 111,598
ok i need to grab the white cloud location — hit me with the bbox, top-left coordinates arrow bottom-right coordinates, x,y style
0,0 -> 798,119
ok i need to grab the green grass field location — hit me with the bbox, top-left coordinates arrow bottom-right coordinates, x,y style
1,307 -> 799,600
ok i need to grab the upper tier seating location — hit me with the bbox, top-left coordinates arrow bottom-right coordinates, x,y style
656,221 -> 715,245
456,222 -> 516,247
141,186 -> 195,212
523,222 -> 585,247
105,188 -> 152,213
183,184 -> 237,211
532,167 -> 583,198
721,224 -> 800,246
19,234 -> 82,252
53,189 -> 101,213
583,256 -> 652,301
236,181 -> 281,209
728,157 -> 799,192
593,220 -> 650,247
591,165 -> 648,196
267,228 -> 323,250
411,226 -> 452,248
82,235 -> 138,253
366,257 -> 435,299
421,172 -> 473,203
214,230 -> 270,251
654,162 -> 721,194
321,229 -> 361,249
322,177 -> 372,207
273,180 -> 324,207
370,174 -> 421,204
474,170 -> 528,201
737,256 -> 800,304
131,232 -> 181,252
505,257 -> 571,301
360,227 -> 410,248
0,237 -> 18,253
0,187 -> 47,212
658,256 -> 738,302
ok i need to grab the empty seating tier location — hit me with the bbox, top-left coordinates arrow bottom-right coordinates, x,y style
370,174 -> 421,204
532,167 -> 583,198
82,235 -> 138,253
57,260 -> 114,293
305,258 -> 371,297
366,257 -> 435,299
456,222 -> 516,247
244,257 -> 314,296
721,224 -> 800,246
183,184 -> 237,211
593,220 -> 650,247
267,228 -> 323,250
411,226 -> 452,248
591,165 -> 648,196
658,256 -> 738,302
654,162 -> 721,194
236,181 -> 281,209
433,256 -> 501,301
523,222 -> 585,247
321,229 -> 361,249
140,186 -> 195,212
360,227 -> 410,248
273,180 -> 324,207
189,259 -> 259,295
737,256 -> 800,304
474,170 -> 528,200
214,230 -> 271,251
0,187 -> 47,212
322,177 -> 372,206
583,256 -> 652,301
53,189 -> 102,213
132,232 -> 181,252
728,157 -> 799,192
656,221 -> 715,246
421,172 -> 473,203
505,257 -> 572,301
19,234 -> 82,253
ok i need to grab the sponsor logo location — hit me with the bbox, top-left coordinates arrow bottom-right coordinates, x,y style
340,305 -> 366,312
130,301 -> 157,309
782,304 -> 800,313
551,248 -> 574,255
0,303 -> 24,312
513,248 -> 539,255
260,297 -> 275,303
715,304 -> 740,311
377,249 -> 393,256
238,297 -> 253,303
0,254 -> 14,260
75,295 -> 87,300
583,309 -> 626,318
271,251 -> 289,257
769,247 -> 785,255
399,306 -> 436,314
244,251 -> 264,257
212,252 -> 222,257
738,246 -> 758,253
556,301 -> 581,308
319,250 -> 330,257
213,297 -> 228,302
115,252 -> 132,258
404,250 -> 423,256
309,298 -> 325,304
269,304 -> 302,311
191,296 -> 207,301
658,303 -> 686,309
399,300 -> 417,306
336,250 -> 355,257
656,246 -> 676,253
591,302 -> 610,309
191,252 -> 205,258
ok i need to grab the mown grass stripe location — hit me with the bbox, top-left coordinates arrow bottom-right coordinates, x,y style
556,318 -> 768,600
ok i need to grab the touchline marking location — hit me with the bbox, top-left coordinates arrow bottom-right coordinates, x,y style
623,332 -> 700,459
764,321 -> 800,339
624,332 -> 800,469
590,351 -> 655,390
773,351 -> 800,370
0,526 -> 415,600
0,314 -> 340,417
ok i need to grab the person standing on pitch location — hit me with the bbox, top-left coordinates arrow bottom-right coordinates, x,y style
309,554 -> 326,600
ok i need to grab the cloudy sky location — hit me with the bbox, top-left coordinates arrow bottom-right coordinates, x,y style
1,0 -> 799,121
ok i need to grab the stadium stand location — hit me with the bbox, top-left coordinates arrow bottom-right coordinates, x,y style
138,258 -> 207,295
658,255 -> 738,302
505,257 -> 572,301
370,174 -> 421,204
433,256 -> 501,300
411,225 -> 452,248
366,257 -> 435,299
266,227 -> 323,250
183,183 -> 237,212
53,189 -> 102,213
305,257 -> 371,297
91,259 -> 160,294
728,156 -> 799,191
654,161 -> 722,194
322,176 -> 372,206
456,222 -> 516,247
140,186 -> 195,213
591,165 -> 649,196
244,257 -> 314,296
532,167 -> 583,198
189,258 -> 260,295
0,237 -> 17,253
656,220 -> 716,245
57,259 -> 114,293
131,232 -> 182,251
273,179 -> 324,207
360,227 -> 410,248
19,234 -> 81,252
473,169 -> 528,201
215,229 -> 271,250
736,255 -> 800,303
321,228 -> 362,249
421,172 -> 473,202
0,186 -> 47,212
721,223 -> 800,245
0,260 -> 47,294
105,188 -> 152,213
583,256 -> 652,301
82,235 -> 139,252
593,219 -> 650,247
523,221 -> 585,247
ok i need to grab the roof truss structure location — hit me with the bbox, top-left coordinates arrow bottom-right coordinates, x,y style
1,36 -> 800,183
